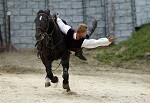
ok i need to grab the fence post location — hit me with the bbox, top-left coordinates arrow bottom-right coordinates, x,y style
5,11 -> 16,52
0,25 -> 4,47
7,11 -> 11,52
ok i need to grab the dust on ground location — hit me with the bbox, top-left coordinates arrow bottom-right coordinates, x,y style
0,49 -> 150,103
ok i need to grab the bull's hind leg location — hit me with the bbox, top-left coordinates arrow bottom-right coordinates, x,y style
62,52 -> 70,92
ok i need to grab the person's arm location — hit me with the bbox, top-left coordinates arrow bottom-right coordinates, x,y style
56,18 -> 71,34
81,37 -> 116,48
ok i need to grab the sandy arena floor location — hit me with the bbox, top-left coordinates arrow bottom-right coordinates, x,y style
0,49 -> 150,103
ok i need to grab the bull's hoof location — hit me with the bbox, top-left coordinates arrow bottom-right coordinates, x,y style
63,84 -> 71,92
51,76 -> 59,83
45,82 -> 51,87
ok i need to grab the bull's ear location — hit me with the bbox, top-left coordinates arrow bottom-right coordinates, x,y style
37,9 -> 44,14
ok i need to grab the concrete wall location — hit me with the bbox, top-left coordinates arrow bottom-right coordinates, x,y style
135,0 -> 150,26
107,0 -> 134,42
0,0 -> 150,49
6,0 -> 46,49
0,0 -> 5,44
0,1 -> 4,27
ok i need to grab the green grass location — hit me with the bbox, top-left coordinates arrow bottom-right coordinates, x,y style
96,23 -> 150,68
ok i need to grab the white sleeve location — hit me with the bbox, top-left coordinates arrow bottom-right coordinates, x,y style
56,18 -> 71,34
81,38 -> 111,48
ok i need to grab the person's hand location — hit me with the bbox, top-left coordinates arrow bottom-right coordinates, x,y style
53,13 -> 60,21
55,13 -> 60,18
108,36 -> 117,42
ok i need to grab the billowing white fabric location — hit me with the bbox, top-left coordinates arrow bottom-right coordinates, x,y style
57,18 -> 71,34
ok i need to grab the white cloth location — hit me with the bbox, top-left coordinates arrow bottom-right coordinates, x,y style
57,18 -> 111,49
57,18 -> 71,34
82,38 -> 111,48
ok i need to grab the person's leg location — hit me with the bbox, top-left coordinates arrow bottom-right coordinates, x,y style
75,48 -> 87,61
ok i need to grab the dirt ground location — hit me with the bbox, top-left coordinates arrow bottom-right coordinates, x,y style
0,49 -> 150,103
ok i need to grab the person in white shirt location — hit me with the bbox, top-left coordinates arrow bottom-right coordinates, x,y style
55,13 -> 116,60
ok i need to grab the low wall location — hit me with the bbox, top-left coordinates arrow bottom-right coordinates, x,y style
0,0 -> 150,49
